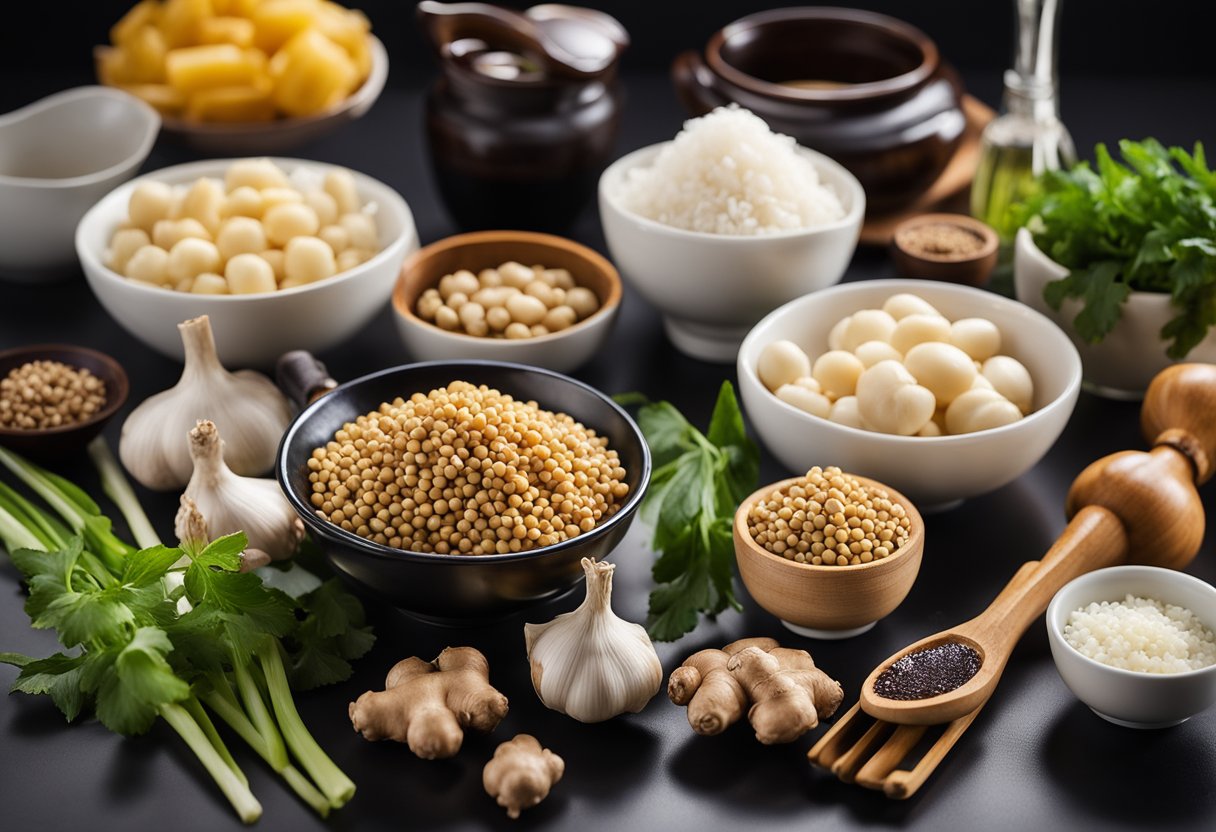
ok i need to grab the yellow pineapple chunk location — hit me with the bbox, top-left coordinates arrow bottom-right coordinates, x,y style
118,84 -> 188,115
270,29 -> 356,117
110,0 -> 161,46
160,0 -> 215,48
317,3 -> 372,82
166,45 -> 266,94
198,16 -> 257,47
252,0 -> 321,53
186,83 -> 275,122
96,46 -> 134,86
125,26 -> 169,83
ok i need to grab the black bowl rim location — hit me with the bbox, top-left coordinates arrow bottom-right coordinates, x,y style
0,343 -> 130,439
276,359 -> 652,566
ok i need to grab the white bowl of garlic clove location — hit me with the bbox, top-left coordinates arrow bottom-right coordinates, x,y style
75,157 -> 417,368
737,280 -> 1082,510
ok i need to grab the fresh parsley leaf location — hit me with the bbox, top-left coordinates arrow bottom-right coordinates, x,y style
286,579 -> 375,690
627,382 -> 758,641
121,545 -> 182,588
95,627 -> 189,735
1021,138 -> 1216,358
2,651 -> 89,722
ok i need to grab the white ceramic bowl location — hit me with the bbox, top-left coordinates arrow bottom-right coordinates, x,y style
391,230 -> 621,373
1014,228 -> 1216,400
123,36 -> 388,156
76,157 -> 417,368
1047,565 -> 1216,729
598,142 -> 864,363
0,87 -> 158,279
737,279 -> 1082,510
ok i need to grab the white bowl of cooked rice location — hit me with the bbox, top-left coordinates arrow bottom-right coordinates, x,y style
1046,566 -> 1216,729
598,106 -> 865,363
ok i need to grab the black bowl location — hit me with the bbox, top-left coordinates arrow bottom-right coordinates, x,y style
276,360 -> 650,623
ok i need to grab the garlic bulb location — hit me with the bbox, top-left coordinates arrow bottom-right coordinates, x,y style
175,495 -> 272,573
524,558 -> 662,723
181,420 -> 304,561
119,315 -> 292,490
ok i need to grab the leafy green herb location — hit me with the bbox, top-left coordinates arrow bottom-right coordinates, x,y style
0,442 -> 369,823
624,382 -> 759,641
1017,139 -> 1216,358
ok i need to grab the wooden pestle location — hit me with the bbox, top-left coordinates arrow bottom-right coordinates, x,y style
858,363 -> 1214,726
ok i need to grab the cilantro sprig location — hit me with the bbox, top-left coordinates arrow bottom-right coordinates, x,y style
1017,138 -> 1216,358
625,382 -> 759,641
0,441 -> 371,823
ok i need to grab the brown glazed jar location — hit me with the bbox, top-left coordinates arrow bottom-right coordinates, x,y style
419,2 -> 628,233
672,7 -> 966,214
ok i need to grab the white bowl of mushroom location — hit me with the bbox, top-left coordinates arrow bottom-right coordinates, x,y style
76,157 -> 417,368
737,280 -> 1082,510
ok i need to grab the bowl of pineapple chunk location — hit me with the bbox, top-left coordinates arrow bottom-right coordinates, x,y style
96,0 -> 388,154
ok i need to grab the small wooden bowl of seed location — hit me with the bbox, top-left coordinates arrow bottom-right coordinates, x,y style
734,466 -> 924,640
890,213 -> 999,287
0,344 -> 129,460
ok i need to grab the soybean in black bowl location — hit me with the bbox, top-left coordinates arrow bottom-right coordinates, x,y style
276,360 -> 650,624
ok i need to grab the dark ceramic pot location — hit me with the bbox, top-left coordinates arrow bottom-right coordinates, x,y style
672,7 -> 966,214
425,65 -> 623,233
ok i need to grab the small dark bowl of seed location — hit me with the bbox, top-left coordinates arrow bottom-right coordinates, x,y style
890,213 -> 999,287
0,344 -> 129,460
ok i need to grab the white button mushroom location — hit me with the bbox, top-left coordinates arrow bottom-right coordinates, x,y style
124,244 -> 171,285
775,384 -> 832,418
882,293 -> 942,321
945,389 -> 1023,434
180,177 -> 224,233
108,228 -> 151,274
903,342 -> 978,406
827,315 -> 851,351
221,186 -> 264,219
304,188 -> 339,227
982,355 -> 1035,413
225,252 -> 277,294
323,169 -> 361,215
890,313 -> 952,355
263,203 -> 321,247
840,309 -> 897,351
812,350 -> 866,398
828,395 -> 865,429
855,360 -> 936,436
190,273 -> 229,294
854,340 -> 903,368
128,181 -> 175,232
281,236 -> 336,287
167,238 -> 222,284
339,212 -> 378,251
152,218 -> 212,250
790,376 -> 822,393
224,158 -> 290,191
757,340 -> 812,392
215,216 -> 268,261
950,318 -> 1003,362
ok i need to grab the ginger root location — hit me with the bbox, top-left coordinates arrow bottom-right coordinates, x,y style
668,638 -> 842,743
727,646 -> 843,744
667,637 -> 780,735
349,646 -> 508,759
483,734 -> 564,819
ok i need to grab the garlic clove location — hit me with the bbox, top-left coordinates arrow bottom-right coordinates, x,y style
524,558 -> 663,723
119,315 -> 293,491
182,419 -> 304,561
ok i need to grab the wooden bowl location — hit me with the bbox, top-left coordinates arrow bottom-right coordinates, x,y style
734,474 -> 925,639
890,213 -> 999,287
391,230 -> 622,373
0,344 -> 129,461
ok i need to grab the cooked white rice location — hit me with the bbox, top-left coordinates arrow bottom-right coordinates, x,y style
1063,594 -> 1216,674
613,105 -> 846,235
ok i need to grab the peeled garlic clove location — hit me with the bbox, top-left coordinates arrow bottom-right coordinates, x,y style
524,558 -> 662,723
181,419 -> 304,561
119,315 -> 293,490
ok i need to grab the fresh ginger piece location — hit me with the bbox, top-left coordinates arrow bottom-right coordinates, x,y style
159,0 -> 215,48
667,637 -> 779,735
348,646 -> 508,760
483,735 -> 564,819
270,29 -> 357,117
166,44 -> 265,94
119,83 -> 188,115
198,16 -> 257,47
96,46 -> 134,87
186,82 -> 275,122
726,646 -> 844,744
110,0 -> 161,46
252,0 -> 322,53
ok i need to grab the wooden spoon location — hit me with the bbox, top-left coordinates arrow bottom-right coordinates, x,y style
858,363 -> 1213,726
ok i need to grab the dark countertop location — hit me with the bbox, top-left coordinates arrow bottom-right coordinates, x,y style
1,70 -> 1215,832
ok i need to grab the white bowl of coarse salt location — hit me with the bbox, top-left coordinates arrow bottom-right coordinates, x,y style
598,106 -> 865,363
1046,566 -> 1216,729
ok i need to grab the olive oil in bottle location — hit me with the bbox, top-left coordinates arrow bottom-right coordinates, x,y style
972,0 -> 1075,240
